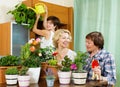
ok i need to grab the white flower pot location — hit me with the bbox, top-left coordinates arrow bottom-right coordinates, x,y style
27,67 -> 41,83
72,72 -> 87,84
58,71 -> 71,84
72,72 -> 87,78
5,75 -> 18,85
18,75 -> 30,87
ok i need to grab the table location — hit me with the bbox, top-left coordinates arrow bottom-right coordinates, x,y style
0,79 -> 111,87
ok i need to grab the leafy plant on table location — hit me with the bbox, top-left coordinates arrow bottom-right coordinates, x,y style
71,51 -> 88,72
19,66 -> 29,76
48,52 -> 58,66
60,56 -> 72,72
0,55 -> 20,66
5,67 -> 19,75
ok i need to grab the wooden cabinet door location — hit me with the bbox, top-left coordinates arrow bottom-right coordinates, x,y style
0,22 -> 11,56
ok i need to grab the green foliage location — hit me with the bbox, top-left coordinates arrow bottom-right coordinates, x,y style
38,46 -> 55,62
48,59 -> 57,66
19,67 -> 28,75
46,75 -> 55,80
20,43 -> 41,68
7,3 -> 42,29
60,56 -> 72,72
22,55 -> 41,68
74,51 -> 88,72
5,67 -> 18,75
0,55 -> 20,66
20,43 -> 31,61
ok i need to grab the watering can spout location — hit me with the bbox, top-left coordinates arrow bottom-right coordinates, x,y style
28,7 -> 37,13
28,3 -> 45,14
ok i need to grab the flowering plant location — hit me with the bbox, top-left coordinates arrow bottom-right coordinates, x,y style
20,38 -> 56,67
20,38 -> 40,61
59,56 -> 72,72
38,46 -> 55,62
47,52 -> 58,66
20,38 -> 41,67
70,51 -> 88,72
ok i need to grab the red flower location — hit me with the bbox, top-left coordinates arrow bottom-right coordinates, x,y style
52,52 -> 58,56
91,59 -> 99,68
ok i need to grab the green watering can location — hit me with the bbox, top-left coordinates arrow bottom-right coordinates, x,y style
28,3 -> 45,14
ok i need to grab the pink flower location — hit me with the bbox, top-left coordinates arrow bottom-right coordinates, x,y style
70,64 -> 77,70
36,38 -> 41,43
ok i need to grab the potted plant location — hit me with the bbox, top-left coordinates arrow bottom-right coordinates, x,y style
0,55 -> 21,84
7,3 -> 43,30
5,67 -> 18,85
18,66 -> 30,87
70,51 -> 88,85
20,38 -> 41,83
58,56 -> 72,84
47,52 -> 59,81
38,46 -> 55,79
45,68 -> 55,87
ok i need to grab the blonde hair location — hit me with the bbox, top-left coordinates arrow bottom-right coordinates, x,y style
53,29 -> 72,48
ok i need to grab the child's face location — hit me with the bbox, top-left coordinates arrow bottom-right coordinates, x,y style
46,20 -> 56,31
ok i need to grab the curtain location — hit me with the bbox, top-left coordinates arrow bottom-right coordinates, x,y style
74,0 -> 120,86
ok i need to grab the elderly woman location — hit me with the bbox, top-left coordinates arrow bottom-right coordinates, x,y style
53,29 -> 76,65
83,31 -> 116,85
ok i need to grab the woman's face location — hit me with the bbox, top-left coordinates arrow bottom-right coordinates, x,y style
46,20 -> 56,30
57,32 -> 70,48
85,39 -> 98,52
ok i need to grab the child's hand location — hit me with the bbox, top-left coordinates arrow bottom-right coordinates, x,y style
44,4 -> 48,14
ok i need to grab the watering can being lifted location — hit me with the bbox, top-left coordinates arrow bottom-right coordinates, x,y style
28,3 -> 45,14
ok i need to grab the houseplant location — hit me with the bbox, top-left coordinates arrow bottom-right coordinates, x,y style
18,66 -> 30,87
20,38 -> 41,83
45,68 -> 55,87
0,55 -> 21,84
5,67 -> 18,85
47,52 -> 58,81
7,3 -> 43,29
58,56 -> 72,84
70,51 -> 88,84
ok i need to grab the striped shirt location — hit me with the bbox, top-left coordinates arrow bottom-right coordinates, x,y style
83,49 -> 116,85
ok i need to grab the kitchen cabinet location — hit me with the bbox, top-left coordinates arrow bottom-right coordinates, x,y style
0,22 -> 30,56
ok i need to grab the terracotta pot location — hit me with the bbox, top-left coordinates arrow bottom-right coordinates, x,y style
40,62 -> 48,79
47,65 -> 58,82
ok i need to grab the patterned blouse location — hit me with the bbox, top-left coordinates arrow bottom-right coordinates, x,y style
83,49 -> 116,85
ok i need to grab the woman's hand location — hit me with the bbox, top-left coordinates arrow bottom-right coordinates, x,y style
92,66 -> 101,80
